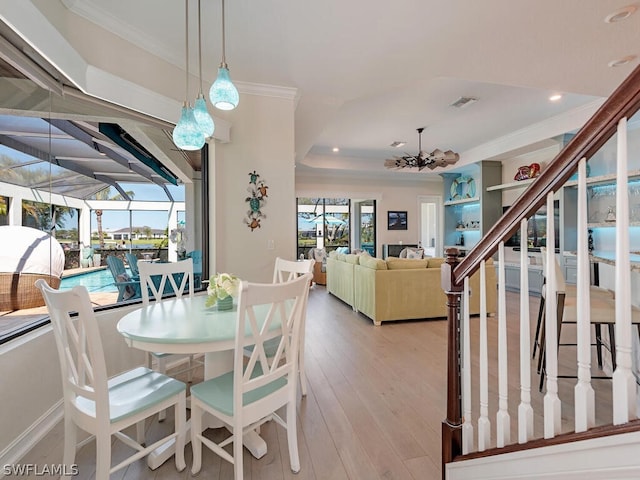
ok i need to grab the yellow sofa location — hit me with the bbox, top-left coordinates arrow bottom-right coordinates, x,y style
327,252 -> 497,326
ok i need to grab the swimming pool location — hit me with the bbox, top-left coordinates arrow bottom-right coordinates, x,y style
60,269 -> 118,293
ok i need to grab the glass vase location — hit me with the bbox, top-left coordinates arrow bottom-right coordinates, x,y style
217,295 -> 233,311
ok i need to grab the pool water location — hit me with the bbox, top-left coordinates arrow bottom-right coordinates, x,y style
60,269 -> 118,293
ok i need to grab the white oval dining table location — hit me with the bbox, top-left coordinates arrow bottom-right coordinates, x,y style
117,294 -> 274,469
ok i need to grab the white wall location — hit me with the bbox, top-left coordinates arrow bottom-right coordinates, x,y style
296,173 -> 442,258
211,90 -> 297,283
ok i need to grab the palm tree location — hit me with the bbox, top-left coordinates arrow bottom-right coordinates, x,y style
93,188 -> 134,248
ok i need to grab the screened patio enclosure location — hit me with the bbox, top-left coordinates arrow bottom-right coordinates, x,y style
0,28 -> 203,341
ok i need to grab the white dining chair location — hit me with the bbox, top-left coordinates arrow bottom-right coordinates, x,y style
138,259 -> 201,397
34,279 -> 186,480
190,273 -> 313,480
272,257 -> 314,396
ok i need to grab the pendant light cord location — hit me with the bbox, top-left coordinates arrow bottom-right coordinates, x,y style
197,0 -> 204,94
184,0 -> 190,103
220,0 -> 227,67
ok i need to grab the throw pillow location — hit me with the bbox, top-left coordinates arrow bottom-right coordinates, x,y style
309,248 -> 327,263
406,248 -> 424,259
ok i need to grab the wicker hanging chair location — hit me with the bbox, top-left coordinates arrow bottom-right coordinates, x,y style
0,226 -> 64,311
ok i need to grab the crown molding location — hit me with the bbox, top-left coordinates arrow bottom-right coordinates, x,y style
236,81 -> 298,101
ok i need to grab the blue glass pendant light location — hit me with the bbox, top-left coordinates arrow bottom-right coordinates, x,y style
173,0 -> 205,151
193,0 -> 215,137
173,102 -> 205,150
209,0 -> 239,110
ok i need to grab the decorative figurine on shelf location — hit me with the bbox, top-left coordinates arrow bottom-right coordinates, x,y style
588,229 -> 594,253
605,206 -> 616,222
513,162 -> 541,181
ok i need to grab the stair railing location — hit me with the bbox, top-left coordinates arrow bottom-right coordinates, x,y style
442,63 -> 640,478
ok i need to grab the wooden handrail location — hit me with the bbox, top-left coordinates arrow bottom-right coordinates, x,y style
454,63 -> 640,284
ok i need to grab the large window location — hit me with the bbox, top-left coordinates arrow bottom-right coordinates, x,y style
0,48 -> 202,343
296,197 -> 350,258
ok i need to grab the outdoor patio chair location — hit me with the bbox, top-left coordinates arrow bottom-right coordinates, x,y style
125,252 -> 140,277
106,255 -> 141,302
186,250 -> 202,288
34,279 -> 186,480
191,273 -> 313,479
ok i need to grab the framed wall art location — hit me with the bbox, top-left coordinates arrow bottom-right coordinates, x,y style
387,211 -> 407,230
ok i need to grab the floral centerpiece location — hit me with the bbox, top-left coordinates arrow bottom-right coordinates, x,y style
206,272 -> 240,310
169,226 -> 187,259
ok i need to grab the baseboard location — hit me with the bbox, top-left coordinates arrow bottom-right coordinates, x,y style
446,430 -> 640,479
0,400 -> 63,479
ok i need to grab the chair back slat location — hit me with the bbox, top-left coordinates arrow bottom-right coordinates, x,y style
272,257 -> 315,283
35,280 -> 106,407
235,274 -> 312,402
125,252 -> 140,277
139,258 -> 194,303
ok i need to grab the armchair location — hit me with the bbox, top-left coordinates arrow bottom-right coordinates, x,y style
308,247 -> 327,285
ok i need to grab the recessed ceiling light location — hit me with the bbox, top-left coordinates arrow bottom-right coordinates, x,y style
549,94 -> 562,102
608,55 -> 637,67
390,141 -> 406,148
332,147 -> 339,152
605,5 -> 637,23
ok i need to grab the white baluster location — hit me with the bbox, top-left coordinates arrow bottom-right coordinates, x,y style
575,157 -> 595,432
496,242 -> 510,447
462,276 -> 474,454
478,260 -> 491,451
518,220 -> 534,443
544,192 -> 561,438
613,116 -> 636,424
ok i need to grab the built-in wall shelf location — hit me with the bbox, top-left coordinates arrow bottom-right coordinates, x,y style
588,221 -> 640,228
486,178 -> 535,192
564,168 -> 640,188
455,227 -> 480,232
443,197 -> 479,207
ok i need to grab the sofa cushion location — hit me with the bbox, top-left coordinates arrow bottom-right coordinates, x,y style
345,254 -> 360,265
427,257 -> 445,268
386,258 -> 430,270
359,255 -> 387,270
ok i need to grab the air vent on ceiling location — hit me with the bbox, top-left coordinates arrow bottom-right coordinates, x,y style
390,141 -> 406,148
450,96 -> 478,108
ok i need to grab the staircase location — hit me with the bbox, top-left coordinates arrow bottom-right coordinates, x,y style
441,64 -> 640,479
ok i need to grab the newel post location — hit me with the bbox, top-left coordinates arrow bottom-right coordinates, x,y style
441,248 -> 463,478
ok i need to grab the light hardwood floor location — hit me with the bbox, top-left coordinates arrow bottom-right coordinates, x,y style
14,286 -> 619,479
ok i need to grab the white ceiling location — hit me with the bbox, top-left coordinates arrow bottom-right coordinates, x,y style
12,1 -> 640,177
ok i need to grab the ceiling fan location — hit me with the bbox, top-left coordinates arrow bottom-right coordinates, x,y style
384,127 -> 460,171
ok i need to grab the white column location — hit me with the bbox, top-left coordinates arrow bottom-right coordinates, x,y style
544,192 -> 561,438
477,260 -> 491,451
518,219 -> 534,443
496,242 -> 510,447
462,276 -> 474,454
574,157 -> 595,432
612,116 -> 637,424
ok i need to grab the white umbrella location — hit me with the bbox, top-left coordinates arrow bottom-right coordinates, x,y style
311,215 -> 346,225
